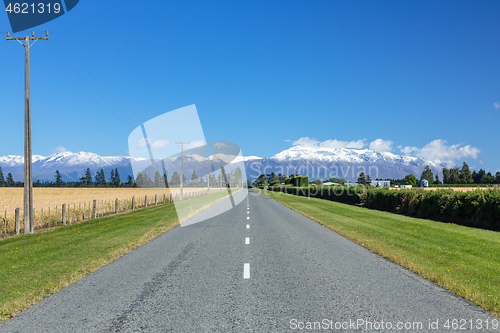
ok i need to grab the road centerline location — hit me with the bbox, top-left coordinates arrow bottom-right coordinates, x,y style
243,263 -> 250,279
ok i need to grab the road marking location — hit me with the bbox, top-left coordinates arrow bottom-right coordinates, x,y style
246,224 -> 250,229
247,211 -> 249,214
247,216 -> 249,220
243,263 -> 250,279
245,237 -> 250,244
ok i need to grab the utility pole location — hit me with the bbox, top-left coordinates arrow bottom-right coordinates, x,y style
207,157 -> 210,193
6,31 -> 49,234
175,141 -> 190,200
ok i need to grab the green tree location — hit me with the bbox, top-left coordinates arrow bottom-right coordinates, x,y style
473,169 -> 486,184
459,162 -> 473,184
496,171 -> 500,184
449,168 -> 460,184
109,169 -> 115,186
135,172 -> 146,187
404,174 -> 417,186
442,168 -> 450,184
420,165 -> 434,184
357,172 -> 367,185
434,174 -> 441,184
234,167 -> 243,187
0,167 -> 5,187
154,171 -> 163,188
481,172 -> 495,184
170,171 -> 180,187
84,168 -> 93,187
191,168 -> 198,186
270,172 -> 278,182
55,170 -> 64,187
328,178 -> 345,185
114,168 -> 121,187
6,173 -> 14,187
100,169 -> 107,186
126,175 -> 134,187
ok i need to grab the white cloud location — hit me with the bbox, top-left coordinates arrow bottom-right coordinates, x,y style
136,138 -> 151,149
284,139 -> 291,142
52,146 -> 68,153
319,139 -> 366,149
400,139 -> 480,166
369,139 -> 393,152
494,102 -> 500,110
186,140 -> 205,150
137,138 -> 170,149
151,140 -> 169,149
292,137 -> 319,147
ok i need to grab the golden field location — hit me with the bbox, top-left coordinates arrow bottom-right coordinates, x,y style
0,187 -> 207,212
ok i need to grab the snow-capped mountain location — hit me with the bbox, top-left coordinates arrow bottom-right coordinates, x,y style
0,152 -> 136,182
0,146 -> 441,182
243,145 -> 442,181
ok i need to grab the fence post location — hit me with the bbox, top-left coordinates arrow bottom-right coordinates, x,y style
62,204 -> 67,225
163,193 -> 165,203
170,194 -> 172,202
15,208 -> 20,235
92,200 -> 97,219
115,198 -> 119,214
155,194 -> 157,205
132,196 -> 135,210
145,195 -> 148,208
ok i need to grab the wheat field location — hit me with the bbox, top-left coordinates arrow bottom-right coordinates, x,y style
0,187 -> 207,212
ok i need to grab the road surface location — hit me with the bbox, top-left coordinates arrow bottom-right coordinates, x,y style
0,189 -> 497,332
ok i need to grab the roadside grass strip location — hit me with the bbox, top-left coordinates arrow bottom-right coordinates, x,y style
0,190 -> 232,322
259,189 -> 500,317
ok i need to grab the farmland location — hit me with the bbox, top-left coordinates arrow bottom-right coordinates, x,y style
0,187 -> 209,212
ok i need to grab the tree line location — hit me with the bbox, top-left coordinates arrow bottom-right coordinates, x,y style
0,166 -> 244,188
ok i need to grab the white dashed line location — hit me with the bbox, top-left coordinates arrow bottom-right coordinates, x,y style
247,216 -> 249,220
245,237 -> 250,245
246,224 -> 250,229
243,263 -> 250,279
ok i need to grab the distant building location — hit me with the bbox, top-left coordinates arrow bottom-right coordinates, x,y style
345,182 -> 358,187
322,182 -> 340,186
400,185 -> 412,189
370,180 -> 391,188
421,179 -> 429,187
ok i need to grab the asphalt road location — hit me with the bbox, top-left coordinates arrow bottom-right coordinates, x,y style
0,189 -> 497,332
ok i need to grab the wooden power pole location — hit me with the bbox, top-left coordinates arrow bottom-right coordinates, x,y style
6,31 -> 49,233
175,141 -> 190,200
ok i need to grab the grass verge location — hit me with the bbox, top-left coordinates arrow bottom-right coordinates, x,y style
0,190 -> 232,322
258,189 -> 500,317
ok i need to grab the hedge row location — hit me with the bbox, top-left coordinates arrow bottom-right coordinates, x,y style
285,175 -> 309,187
267,186 -> 500,231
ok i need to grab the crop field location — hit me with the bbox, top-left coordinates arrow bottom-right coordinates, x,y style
0,187 -> 225,237
0,187 -> 210,212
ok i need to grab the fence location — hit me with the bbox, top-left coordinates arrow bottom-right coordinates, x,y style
1,188 -> 225,239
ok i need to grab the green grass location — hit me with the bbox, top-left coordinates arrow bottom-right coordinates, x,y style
0,190 -> 232,322
259,189 -> 500,317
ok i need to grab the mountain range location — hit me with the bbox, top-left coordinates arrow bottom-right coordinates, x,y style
0,146 -> 443,182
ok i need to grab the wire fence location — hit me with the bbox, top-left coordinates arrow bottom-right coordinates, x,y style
1,189 -> 225,239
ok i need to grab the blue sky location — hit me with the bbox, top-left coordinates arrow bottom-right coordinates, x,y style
0,1 -> 499,172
